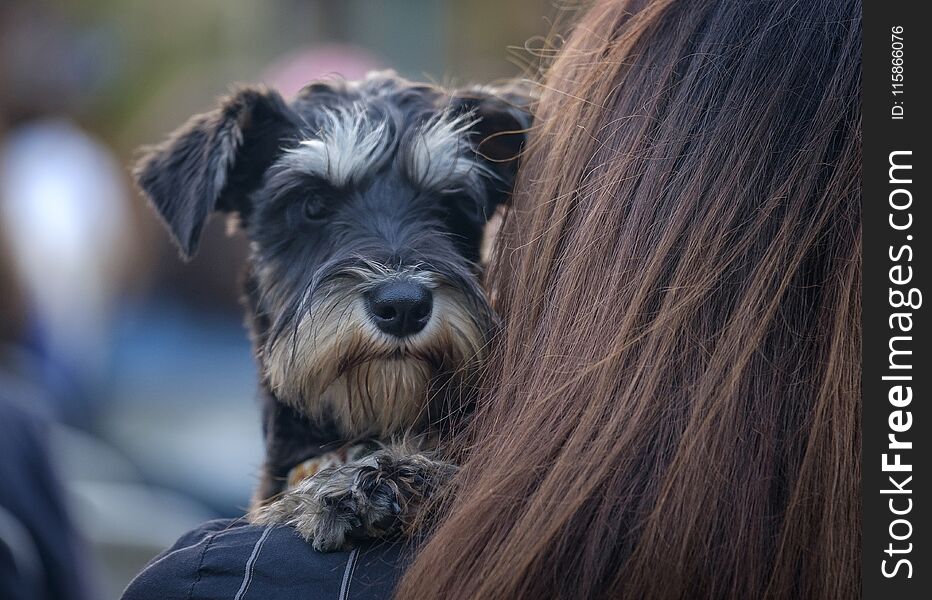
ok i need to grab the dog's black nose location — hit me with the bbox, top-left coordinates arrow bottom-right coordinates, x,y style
366,281 -> 433,337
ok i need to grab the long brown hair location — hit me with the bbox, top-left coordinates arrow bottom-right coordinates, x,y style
398,0 -> 861,598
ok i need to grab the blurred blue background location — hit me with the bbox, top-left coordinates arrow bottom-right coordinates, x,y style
0,1 -> 552,596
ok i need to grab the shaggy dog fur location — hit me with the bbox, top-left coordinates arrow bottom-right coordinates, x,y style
134,71 -> 529,550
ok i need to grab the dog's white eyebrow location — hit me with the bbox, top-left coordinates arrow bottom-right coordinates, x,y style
282,104 -> 392,187
279,105 -> 494,196
403,110 -> 495,197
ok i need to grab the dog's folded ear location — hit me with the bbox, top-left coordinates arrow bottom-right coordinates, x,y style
452,81 -> 535,204
133,87 -> 296,259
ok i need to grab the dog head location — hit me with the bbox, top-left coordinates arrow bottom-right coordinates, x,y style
134,72 -> 531,437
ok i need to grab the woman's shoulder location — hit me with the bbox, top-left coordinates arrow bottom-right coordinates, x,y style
121,518 -> 406,600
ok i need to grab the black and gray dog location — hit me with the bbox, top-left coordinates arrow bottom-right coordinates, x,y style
134,71 -> 529,550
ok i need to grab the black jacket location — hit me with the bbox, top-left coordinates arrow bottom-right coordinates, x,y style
121,519 -> 406,600
0,390 -> 93,600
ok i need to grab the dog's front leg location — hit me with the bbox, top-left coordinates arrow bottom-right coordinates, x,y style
249,445 -> 457,552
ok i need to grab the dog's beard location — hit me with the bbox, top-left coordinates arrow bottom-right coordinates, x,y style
264,278 -> 487,438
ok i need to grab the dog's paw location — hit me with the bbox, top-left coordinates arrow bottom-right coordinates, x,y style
250,467 -> 362,552
251,449 -> 457,552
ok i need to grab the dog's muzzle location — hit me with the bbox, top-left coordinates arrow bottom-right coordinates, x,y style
263,262 -> 490,437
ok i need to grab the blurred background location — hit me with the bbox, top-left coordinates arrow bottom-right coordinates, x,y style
0,1 -> 555,597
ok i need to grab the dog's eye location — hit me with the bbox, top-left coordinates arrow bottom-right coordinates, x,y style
302,198 -> 328,222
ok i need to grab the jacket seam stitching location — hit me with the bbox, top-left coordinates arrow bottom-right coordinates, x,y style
186,530 -> 219,600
